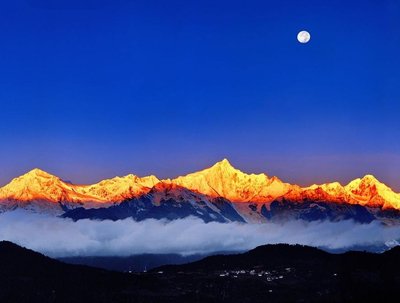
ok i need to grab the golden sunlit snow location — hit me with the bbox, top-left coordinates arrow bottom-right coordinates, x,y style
1,159 -> 399,210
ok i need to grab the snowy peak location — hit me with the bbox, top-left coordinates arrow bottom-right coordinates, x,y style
24,168 -> 56,178
296,181 -> 347,203
296,174 -> 400,209
346,174 -> 383,191
0,169 -> 160,205
210,158 -> 236,171
172,159 -> 293,202
205,158 -> 262,182
0,168 -> 80,203
344,175 -> 400,209
82,174 -> 160,202
197,158 -> 246,180
361,174 -> 380,183
12,168 -> 62,185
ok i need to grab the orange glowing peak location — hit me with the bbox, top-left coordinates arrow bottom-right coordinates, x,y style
0,168 -> 159,204
298,174 -> 400,209
81,174 -> 159,202
171,158 -> 294,202
344,174 -> 400,209
0,168 -> 96,203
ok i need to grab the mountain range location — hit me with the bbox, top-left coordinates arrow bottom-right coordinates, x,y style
1,159 -> 400,223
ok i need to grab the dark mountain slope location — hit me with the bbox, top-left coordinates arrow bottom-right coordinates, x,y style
155,244 -> 400,302
2,241 -> 400,302
0,241 -> 162,303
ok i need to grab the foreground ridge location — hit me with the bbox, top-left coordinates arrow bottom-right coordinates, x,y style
2,241 -> 400,302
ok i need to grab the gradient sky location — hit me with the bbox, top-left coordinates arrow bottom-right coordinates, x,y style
0,0 -> 399,190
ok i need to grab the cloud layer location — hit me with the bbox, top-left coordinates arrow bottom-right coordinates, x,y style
1,210 -> 400,257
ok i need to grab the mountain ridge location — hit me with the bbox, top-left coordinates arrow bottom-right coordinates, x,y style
2,240 -> 400,302
1,159 -> 400,217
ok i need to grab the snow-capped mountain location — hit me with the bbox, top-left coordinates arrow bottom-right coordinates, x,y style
171,159 -> 400,210
0,168 -> 97,203
344,175 -> 400,209
172,159 -> 296,203
80,174 -> 159,202
0,168 -> 159,213
62,181 -> 245,223
1,159 -> 400,223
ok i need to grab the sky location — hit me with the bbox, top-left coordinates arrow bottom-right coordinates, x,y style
0,0 -> 399,189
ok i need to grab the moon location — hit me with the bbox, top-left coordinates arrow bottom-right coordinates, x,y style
297,30 -> 311,44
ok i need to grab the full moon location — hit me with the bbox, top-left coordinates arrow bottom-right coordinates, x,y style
297,30 -> 311,43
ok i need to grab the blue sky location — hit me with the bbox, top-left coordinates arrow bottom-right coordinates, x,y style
0,0 -> 399,189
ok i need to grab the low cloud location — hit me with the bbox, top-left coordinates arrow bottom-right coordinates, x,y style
1,210 -> 399,257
